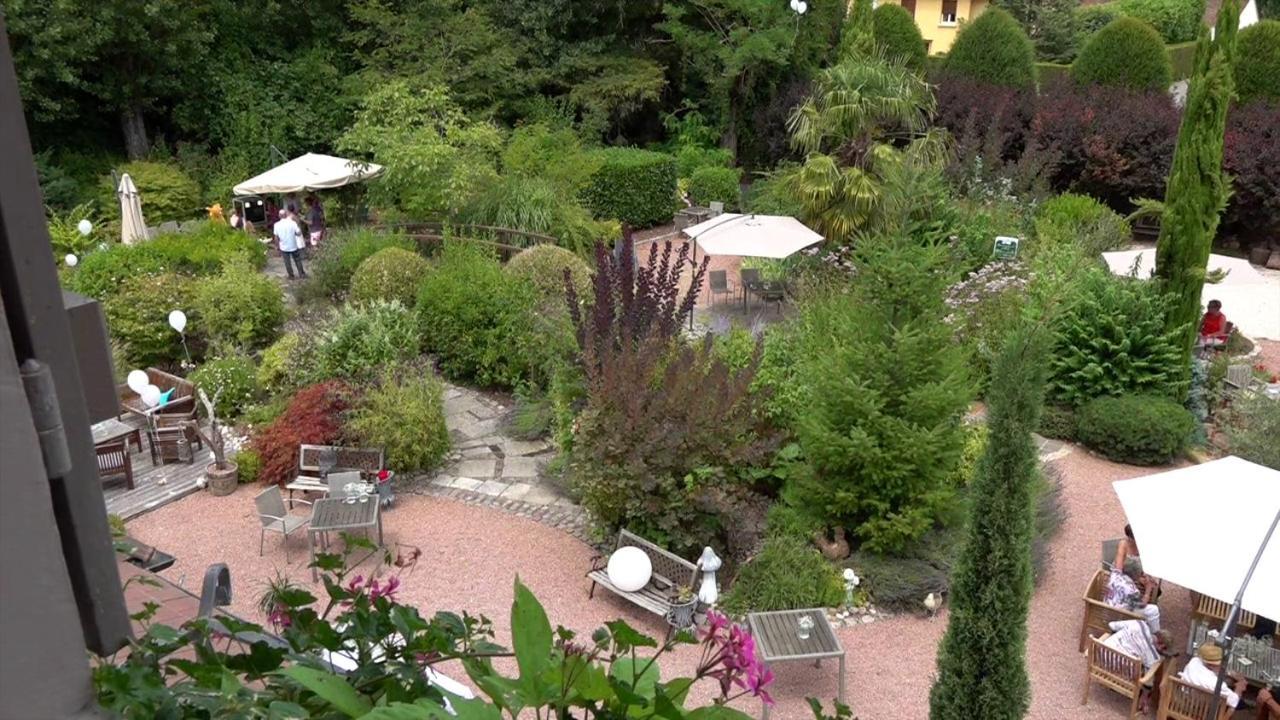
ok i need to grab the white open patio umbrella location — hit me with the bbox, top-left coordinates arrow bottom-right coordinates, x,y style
682,213 -> 824,260
1112,456 -> 1280,620
232,153 -> 383,195
117,173 -> 147,245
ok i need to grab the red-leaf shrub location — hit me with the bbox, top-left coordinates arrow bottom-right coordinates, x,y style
251,381 -> 352,485
934,75 -> 1036,161
1223,101 -> 1280,243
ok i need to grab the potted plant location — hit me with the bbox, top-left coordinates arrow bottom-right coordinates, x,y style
666,585 -> 699,631
185,388 -> 238,496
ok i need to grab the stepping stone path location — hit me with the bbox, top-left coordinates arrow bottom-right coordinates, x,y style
401,382 -> 590,541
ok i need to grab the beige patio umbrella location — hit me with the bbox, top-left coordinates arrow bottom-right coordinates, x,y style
117,173 -> 147,245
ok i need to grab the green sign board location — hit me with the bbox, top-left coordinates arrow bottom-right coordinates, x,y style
993,236 -> 1020,260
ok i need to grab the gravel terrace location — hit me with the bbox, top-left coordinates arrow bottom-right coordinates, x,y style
129,445 -> 1222,720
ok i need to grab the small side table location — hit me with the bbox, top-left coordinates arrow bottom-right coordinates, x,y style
747,608 -> 846,720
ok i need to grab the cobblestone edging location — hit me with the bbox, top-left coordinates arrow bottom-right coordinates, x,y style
402,481 -> 592,543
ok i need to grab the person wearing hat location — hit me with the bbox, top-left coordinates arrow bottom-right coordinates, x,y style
1180,641 -> 1248,709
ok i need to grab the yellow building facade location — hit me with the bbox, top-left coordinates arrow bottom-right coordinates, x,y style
877,0 -> 990,54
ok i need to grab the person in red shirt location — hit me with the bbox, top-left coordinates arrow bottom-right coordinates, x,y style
1199,299 -> 1233,348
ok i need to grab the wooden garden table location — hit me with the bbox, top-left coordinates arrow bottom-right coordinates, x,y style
747,608 -> 846,720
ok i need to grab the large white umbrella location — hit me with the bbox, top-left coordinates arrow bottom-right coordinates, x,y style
1101,248 -> 1280,339
682,213 -> 823,259
117,173 -> 147,245
1112,456 -> 1280,620
232,153 -> 383,195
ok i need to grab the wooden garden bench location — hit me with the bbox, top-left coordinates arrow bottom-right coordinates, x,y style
587,529 -> 698,621
285,444 -> 384,498
1080,569 -> 1147,653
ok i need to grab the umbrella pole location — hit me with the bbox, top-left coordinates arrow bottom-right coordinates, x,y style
1207,506 -> 1280,719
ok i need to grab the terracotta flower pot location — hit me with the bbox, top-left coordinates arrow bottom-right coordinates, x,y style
206,461 -> 238,497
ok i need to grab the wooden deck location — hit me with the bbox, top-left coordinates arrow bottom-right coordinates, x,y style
102,417 -> 213,520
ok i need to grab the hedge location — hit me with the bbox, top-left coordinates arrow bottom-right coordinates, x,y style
687,166 -> 742,210
1234,21 -> 1280,104
944,8 -> 1038,88
1072,17 -> 1173,91
1036,62 -> 1073,87
873,4 -> 928,71
1076,394 -> 1194,465
580,148 -> 677,228
1168,41 -> 1198,79
1116,0 -> 1206,43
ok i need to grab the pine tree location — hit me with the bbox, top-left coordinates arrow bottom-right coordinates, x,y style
839,0 -> 876,60
929,327 -> 1049,720
1155,0 -> 1240,399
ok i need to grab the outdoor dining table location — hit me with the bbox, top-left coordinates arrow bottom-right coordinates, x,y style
1187,619 -> 1280,685
747,608 -> 846,720
91,417 -> 143,453
308,496 -> 383,580
743,280 -> 787,311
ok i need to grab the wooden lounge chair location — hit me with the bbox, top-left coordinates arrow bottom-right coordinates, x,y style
1080,569 -> 1146,653
96,440 -> 134,489
118,367 -> 195,421
1082,635 -> 1163,720
254,486 -> 311,562
1155,674 -> 1232,720
587,530 -> 698,629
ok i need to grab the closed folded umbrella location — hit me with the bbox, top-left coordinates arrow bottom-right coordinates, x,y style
117,173 -> 147,245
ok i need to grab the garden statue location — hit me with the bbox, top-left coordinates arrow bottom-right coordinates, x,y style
843,567 -> 860,610
697,547 -> 722,605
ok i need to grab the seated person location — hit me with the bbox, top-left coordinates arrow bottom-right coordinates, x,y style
1113,524 -> 1161,600
1199,300 -> 1234,347
1103,619 -> 1172,711
1180,642 -> 1248,710
1103,559 -> 1161,632
1258,688 -> 1280,720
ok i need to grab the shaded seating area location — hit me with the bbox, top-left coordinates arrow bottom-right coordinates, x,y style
1155,675 -> 1233,720
1081,635 -> 1165,720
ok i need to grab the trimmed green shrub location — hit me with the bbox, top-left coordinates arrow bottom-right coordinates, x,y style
234,448 -> 262,484
1034,193 -> 1131,255
1072,17 -> 1173,91
192,258 -> 285,353
307,229 -> 415,299
1234,21 -> 1280,104
763,502 -> 822,541
1048,269 -> 1185,406
104,273 -> 200,368
349,247 -> 432,308
1038,405 -> 1078,441
505,244 -> 593,301
720,536 -> 844,613
347,370 -> 451,473
580,148 -> 677,228
944,8 -> 1038,88
1076,394 -> 1194,464
686,166 -> 741,210
313,301 -> 422,383
873,4 -> 928,70
189,356 -> 260,419
99,161 -> 200,224
674,145 -> 734,180
416,242 -> 559,389
1116,0 -> 1206,42
1224,393 -> 1280,470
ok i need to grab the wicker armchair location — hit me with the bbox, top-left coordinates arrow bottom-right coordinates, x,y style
96,440 -> 134,489
1082,636 -> 1163,720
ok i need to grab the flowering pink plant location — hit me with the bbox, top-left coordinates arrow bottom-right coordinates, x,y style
696,611 -> 775,705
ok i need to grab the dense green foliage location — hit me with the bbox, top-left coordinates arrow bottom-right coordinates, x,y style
349,247 -> 432,308
233,448 -> 261,484
789,238 -> 972,553
1155,1 -> 1241,399
1076,394 -> 1195,464
930,329 -> 1047,720
1076,4 -> 1126,38
257,333 -> 307,396
307,229 -> 416,300
1116,0 -> 1207,42
192,259 -> 285,353
1233,21 -> 1280,103
98,161 -> 200,224
1072,18 -> 1173,91
580,148 -> 678,228
999,0 -> 1081,62
944,8 -> 1039,88
720,536 -> 845,613
505,245 -> 594,301
415,243 -> 559,389
348,370 -> 451,473
103,273 -> 199,368
313,301 -> 422,383
189,355 -> 260,419
1034,193 -> 1131,256
461,175 -> 614,254
687,166 -> 742,210
1048,270 -> 1185,406
872,5 -> 927,70
1225,393 -> 1280,470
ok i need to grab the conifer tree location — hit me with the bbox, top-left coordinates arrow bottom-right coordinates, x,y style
1155,0 -> 1240,398
839,0 -> 876,60
929,327 -> 1049,720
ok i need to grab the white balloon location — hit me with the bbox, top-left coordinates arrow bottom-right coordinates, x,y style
64,254 -> 78,267
797,1 -> 808,13
168,310 -> 187,334
790,0 -> 800,9
141,384 -> 162,407
77,219 -> 93,236
127,370 -> 150,393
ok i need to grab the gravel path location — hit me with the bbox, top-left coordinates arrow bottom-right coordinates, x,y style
128,448 -> 1211,720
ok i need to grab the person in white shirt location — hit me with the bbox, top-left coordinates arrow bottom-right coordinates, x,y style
1102,619 -> 1171,712
273,209 -> 306,279
1180,642 -> 1248,710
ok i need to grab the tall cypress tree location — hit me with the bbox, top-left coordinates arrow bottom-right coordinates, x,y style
1155,0 -> 1240,399
839,0 -> 876,60
929,327 -> 1049,720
